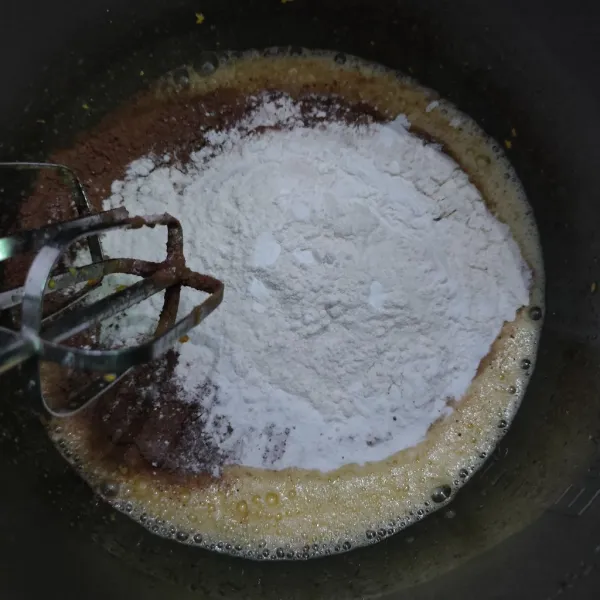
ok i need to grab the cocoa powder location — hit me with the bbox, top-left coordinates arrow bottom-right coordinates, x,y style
7,86 -> 385,483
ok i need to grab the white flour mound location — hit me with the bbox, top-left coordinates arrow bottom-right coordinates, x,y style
98,94 -> 530,472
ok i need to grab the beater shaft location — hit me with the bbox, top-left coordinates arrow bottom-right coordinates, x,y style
0,162 -> 224,416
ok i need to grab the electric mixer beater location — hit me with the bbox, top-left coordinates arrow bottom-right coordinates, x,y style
0,162 -> 224,417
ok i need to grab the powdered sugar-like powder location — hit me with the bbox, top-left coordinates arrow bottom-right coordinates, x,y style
97,94 -> 530,472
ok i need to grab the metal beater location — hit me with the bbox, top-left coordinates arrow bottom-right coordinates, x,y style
0,162 -> 224,417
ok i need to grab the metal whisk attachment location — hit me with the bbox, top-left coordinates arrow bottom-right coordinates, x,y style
0,162 -> 224,417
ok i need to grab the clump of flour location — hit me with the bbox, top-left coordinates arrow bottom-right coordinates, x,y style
97,94 -> 530,471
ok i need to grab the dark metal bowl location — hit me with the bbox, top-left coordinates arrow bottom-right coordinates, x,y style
1,0 -> 599,598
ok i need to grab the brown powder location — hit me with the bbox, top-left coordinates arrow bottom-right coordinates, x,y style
8,87 -> 385,485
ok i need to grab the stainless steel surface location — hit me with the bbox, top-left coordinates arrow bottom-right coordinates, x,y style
0,163 -> 224,417
0,162 -> 105,264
